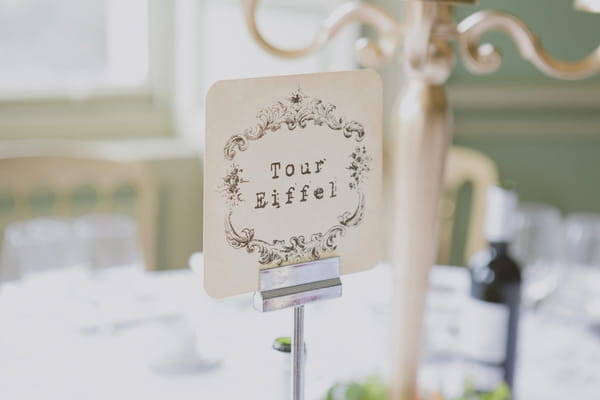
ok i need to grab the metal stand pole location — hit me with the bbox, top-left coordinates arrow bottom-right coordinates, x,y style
292,305 -> 305,400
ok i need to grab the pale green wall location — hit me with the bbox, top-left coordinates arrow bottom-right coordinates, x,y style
454,136 -> 600,214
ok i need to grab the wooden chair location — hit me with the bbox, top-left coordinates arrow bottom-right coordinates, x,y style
0,156 -> 157,270
437,146 -> 499,265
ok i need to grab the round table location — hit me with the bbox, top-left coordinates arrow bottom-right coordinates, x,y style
0,258 -> 598,399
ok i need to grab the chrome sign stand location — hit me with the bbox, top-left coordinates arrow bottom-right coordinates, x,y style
253,257 -> 342,400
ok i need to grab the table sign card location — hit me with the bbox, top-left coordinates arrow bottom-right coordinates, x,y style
203,70 -> 382,298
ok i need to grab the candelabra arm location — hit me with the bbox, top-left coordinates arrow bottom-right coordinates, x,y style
456,10 -> 600,80
242,0 -> 403,67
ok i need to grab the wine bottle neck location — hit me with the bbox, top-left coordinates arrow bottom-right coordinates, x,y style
484,186 -> 518,243
489,241 -> 510,254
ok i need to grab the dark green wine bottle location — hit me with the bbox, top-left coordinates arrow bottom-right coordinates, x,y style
459,185 -> 522,394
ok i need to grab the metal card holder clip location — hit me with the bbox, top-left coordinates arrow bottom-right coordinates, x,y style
253,257 -> 342,312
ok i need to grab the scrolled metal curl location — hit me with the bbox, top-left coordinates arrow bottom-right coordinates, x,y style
242,0 -> 403,68
456,10 -> 600,80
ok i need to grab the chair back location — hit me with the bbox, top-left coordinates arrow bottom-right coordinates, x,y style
0,156 -> 157,270
438,146 -> 499,265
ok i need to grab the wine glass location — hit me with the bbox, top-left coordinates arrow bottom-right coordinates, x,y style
0,217 -> 88,330
563,213 -> 600,267
511,203 -> 564,307
73,213 -> 144,275
73,213 -> 146,332
1,217 -> 85,286
559,213 -> 600,328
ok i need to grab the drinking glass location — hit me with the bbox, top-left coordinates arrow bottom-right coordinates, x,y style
1,217 -> 85,284
563,213 -> 600,267
73,213 -> 144,275
0,217 -> 88,329
512,203 -> 563,307
73,214 -> 146,332
560,213 -> 600,327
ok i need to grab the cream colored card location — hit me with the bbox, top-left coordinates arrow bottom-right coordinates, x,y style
203,70 -> 382,298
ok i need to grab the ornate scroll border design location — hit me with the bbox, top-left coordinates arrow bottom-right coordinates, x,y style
224,89 -> 365,160
220,90 -> 371,267
456,10 -> 600,80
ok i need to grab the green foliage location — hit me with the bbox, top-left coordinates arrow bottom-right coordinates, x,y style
325,376 -> 387,400
324,378 -> 511,400
453,382 -> 511,400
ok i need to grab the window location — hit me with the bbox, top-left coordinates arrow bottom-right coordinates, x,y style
0,0 -> 356,142
0,0 -> 149,98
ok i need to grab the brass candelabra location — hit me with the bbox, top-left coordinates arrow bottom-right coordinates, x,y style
241,1 -> 600,399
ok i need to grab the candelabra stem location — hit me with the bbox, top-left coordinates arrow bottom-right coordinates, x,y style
390,64 -> 452,400
388,2 -> 454,398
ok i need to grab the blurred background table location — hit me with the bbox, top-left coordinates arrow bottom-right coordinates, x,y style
1,254 -> 599,400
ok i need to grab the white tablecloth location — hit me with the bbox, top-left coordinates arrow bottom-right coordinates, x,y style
1,260 -> 599,399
